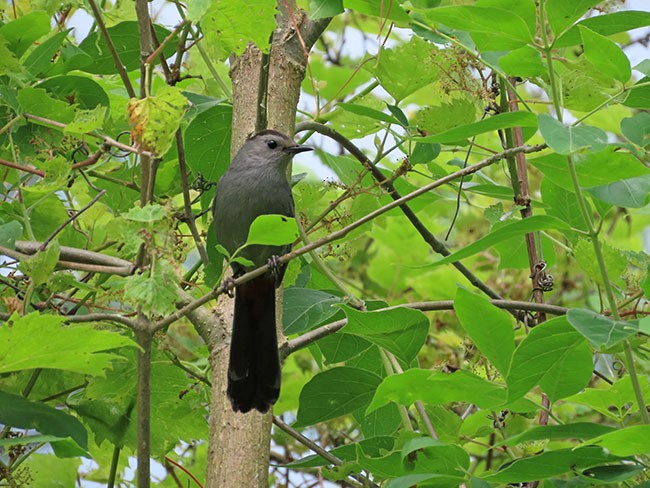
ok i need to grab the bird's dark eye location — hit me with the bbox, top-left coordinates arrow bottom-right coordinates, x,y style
266,140 -> 278,149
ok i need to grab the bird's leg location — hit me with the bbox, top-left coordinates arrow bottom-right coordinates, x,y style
267,255 -> 282,281
221,276 -> 237,298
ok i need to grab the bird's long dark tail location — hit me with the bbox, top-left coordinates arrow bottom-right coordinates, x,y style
227,276 -> 281,413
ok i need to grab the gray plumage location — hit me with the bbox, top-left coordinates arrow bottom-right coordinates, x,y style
213,129 -> 312,413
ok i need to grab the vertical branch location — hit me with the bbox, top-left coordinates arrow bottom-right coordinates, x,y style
504,80 -> 550,433
505,80 -> 547,323
256,51 -> 270,132
135,325 -> 152,488
176,130 -> 209,267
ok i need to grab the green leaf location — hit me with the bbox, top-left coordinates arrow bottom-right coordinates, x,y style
567,374 -> 650,420
338,102 -> 400,124
0,312 -> 136,375
503,423 -> 616,446
245,214 -> 298,246
454,287 -> 514,376
584,425 -> 650,457
566,308 -> 637,349
429,215 -> 570,267
295,366 -> 382,427
538,115 -> 607,155
283,288 -> 341,335
0,390 -> 88,452
0,220 -> 22,248
124,203 -> 167,223
416,111 -> 537,144
586,174 -> 650,208
344,0 -> 410,22
581,464 -> 644,483
541,178 -> 588,234
37,75 -> 109,110
23,30 -> 70,77
579,26 -> 630,84
64,105 -> 107,135
0,36 -> 21,76
367,369 -> 507,414
18,86 -> 75,123
369,37 -> 438,101
127,85 -> 187,157
310,0 -> 343,19
482,446 -> 620,483
498,45 -> 546,78
555,11 -> 650,48
530,149 -> 650,191
123,260 -> 180,316
318,333 -> 372,364
387,104 -> 409,127
343,306 -> 429,363
202,0 -> 277,61
20,241 -> 60,286
185,0 -> 211,22
184,104 -> 232,181
621,112 -> 650,146
545,0 -> 602,36
410,142 -> 440,165
79,22 -> 175,74
422,6 -> 532,49
0,11 -> 51,57
624,76 -> 650,109
415,98 -> 479,136
506,316 -> 592,402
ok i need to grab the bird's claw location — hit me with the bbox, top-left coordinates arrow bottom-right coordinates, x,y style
222,276 -> 236,298
267,255 -> 282,280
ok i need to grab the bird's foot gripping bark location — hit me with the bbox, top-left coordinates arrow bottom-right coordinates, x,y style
267,255 -> 283,281
221,276 -> 237,298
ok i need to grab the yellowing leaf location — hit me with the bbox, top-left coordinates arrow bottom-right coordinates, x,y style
128,86 -> 187,157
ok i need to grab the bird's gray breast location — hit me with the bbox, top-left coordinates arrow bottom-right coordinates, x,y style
213,166 -> 294,269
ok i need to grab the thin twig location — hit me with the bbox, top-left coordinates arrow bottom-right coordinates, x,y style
176,130 -> 209,267
285,299 -> 568,355
63,313 -> 138,328
272,416 -> 378,488
71,147 -> 106,170
15,241 -> 134,269
0,245 -> 133,276
0,158 -> 45,177
23,113 -> 152,158
39,190 -> 107,251
86,0 -> 136,98
145,20 -> 187,66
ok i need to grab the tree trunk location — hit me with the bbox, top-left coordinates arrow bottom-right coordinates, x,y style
205,4 -> 329,486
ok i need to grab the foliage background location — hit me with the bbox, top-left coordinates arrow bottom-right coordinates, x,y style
0,0 -> 649,486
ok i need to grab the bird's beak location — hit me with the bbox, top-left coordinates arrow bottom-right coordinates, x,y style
285,144 -> 313,154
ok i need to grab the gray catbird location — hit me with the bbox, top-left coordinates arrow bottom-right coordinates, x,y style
213,130 -> 312,413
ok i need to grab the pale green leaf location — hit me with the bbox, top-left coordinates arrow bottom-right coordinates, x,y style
454,287 -> 514,376
428,215 -> 570,267
417,111 -> 537,143
567,308 -> 637,349
64,106 -> 107,135
579,26 -> 631,84
506,316 -> 592,402
202,0 -> 277,61
245,214 -> 298,246
0,312 -> 136,376
538,114 -> 607,155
